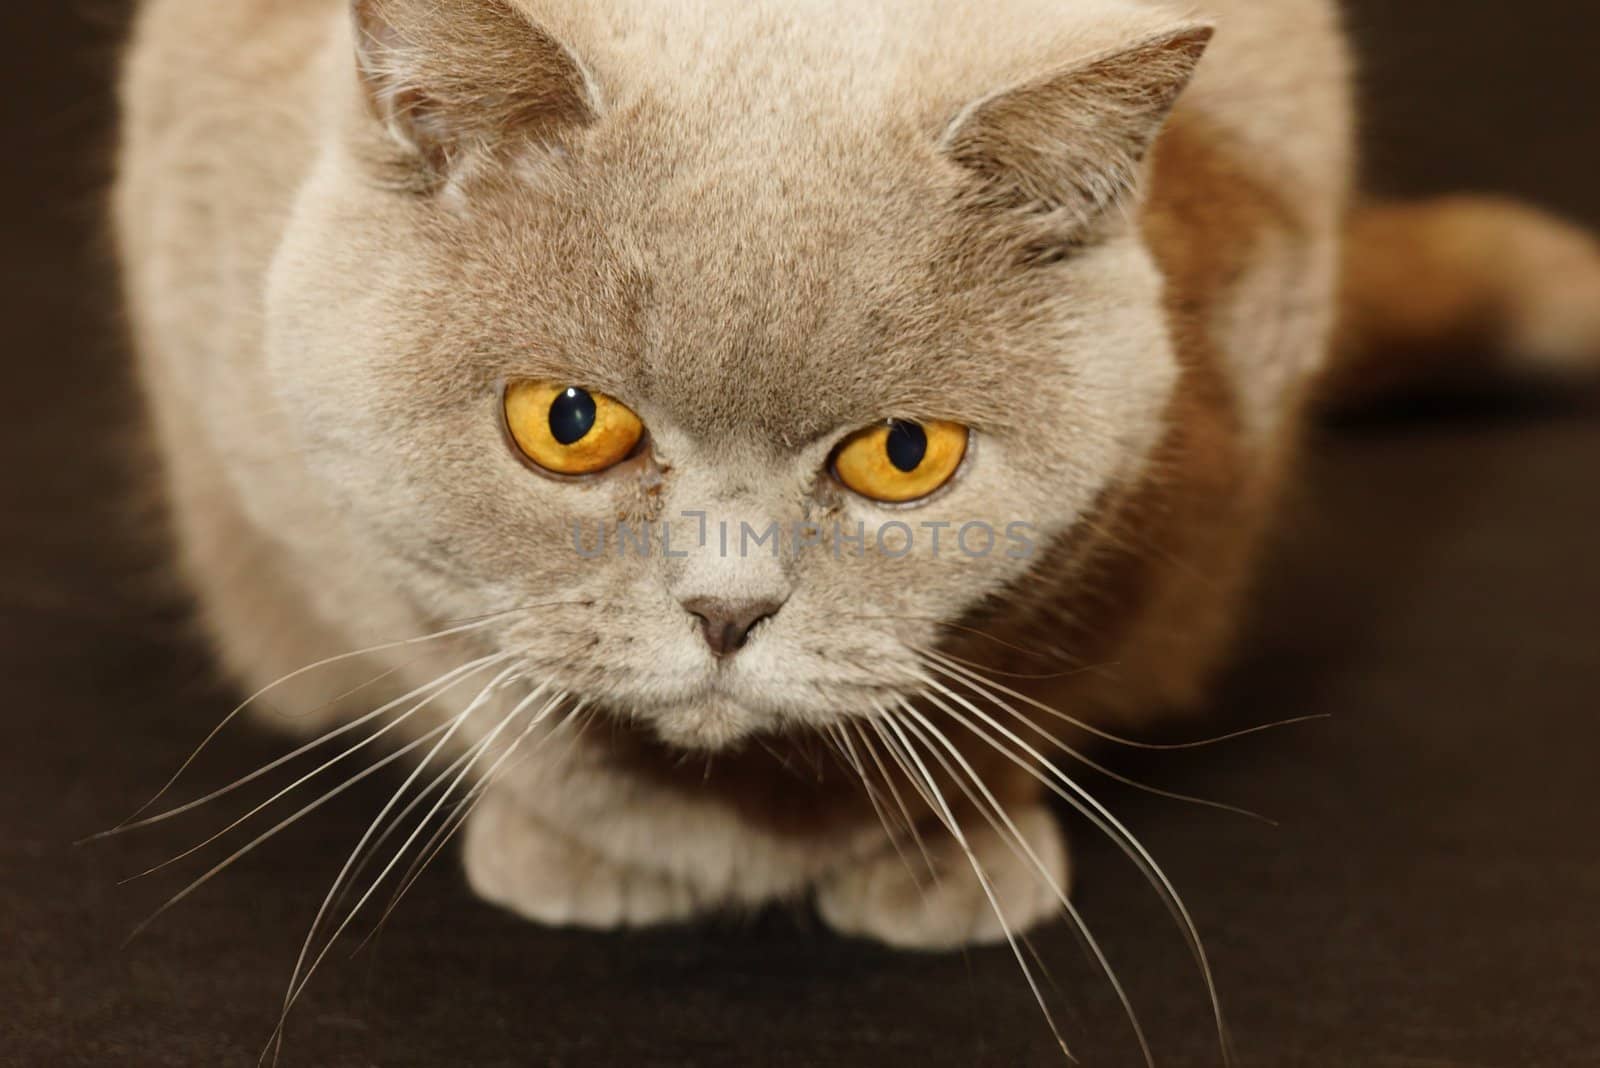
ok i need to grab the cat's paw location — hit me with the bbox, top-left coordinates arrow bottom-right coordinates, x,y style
462,787 -> 699,930
815,804 -> 1068,951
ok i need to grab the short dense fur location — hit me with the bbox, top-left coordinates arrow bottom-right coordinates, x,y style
117,0 -> 1600,966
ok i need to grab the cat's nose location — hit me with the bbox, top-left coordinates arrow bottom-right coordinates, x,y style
681,597 -> 785,658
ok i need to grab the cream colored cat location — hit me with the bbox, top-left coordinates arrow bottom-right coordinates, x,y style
116,0 -> 1600,1017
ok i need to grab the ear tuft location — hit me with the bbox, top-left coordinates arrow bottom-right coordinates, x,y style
944,24 -> 1214,227
353,0 -> 597,177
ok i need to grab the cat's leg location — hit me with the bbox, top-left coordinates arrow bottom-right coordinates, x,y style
815,804 -> 1068,951
462,783 -> 701,930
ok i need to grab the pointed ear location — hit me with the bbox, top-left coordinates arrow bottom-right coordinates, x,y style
943,24 -> 1213,226
352,0 -> 598,175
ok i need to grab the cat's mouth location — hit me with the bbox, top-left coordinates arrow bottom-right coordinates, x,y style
513,618 -> 913,752
619,670 -> 876,752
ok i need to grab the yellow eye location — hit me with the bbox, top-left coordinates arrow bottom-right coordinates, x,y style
504,380 -> 645,476
832,420 -> 969,504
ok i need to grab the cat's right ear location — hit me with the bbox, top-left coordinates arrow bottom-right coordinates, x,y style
352,0 -> 598,179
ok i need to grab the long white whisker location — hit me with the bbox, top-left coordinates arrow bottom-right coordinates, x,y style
107,654 -> 512,862
844,719 -> 942,884
867,711 -> 1073,1061
921,655 -> 1274,825
122,714 -> 463,948
321,663 -> 573,920
912,672 -> 1234,1066
360,695 -> 589,950
898,700 -> 1151,1068
923,648 -> 1326,751
265,661 -> 523,1065
113,661 -> 416,831
894,705 -> 1076,1012
827,723 -> 911,842
275,683 -> 559,1030
116,614 -> 528,828
328,716 -> 505,922
827,722 -> 934,892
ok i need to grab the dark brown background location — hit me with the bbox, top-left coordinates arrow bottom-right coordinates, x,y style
3,2 -> 1597,1065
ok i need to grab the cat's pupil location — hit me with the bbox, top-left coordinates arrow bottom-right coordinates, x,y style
549,388 -> 597,446
886,421 -> 928,473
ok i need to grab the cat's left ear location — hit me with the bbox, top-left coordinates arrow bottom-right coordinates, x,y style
943,23 -> 1213,228
352,0 -> 598,177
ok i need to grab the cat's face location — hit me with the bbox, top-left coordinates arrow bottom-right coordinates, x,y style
262,1 -> 1203,748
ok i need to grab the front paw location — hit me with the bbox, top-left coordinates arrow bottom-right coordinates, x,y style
462,787 -> 699,930
815,804 -> 1068,951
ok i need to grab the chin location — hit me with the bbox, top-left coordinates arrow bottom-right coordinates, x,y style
642,692 -> 807,752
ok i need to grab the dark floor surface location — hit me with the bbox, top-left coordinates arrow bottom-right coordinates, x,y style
2,2 -> 1597,1065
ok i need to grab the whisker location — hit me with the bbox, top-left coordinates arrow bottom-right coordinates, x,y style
906,675 -> 1234,1066
896,701 -> 1150,1068
1077,513 -> 1218,596
96,653 -> 512,845
868,710 -> 1074,1061
276,685 -> 562,1024
326,658 -> 591,922
115,601 -> 592,830
922,647 -> 1328,750
828,721 -> 935,891
358,696 -> 590,954
850,716 -> 940,876
918,655 -> 1275,825
368,694 -> 582,931
842,612 -> 1083,668
928,651 -> 1115,682
122,714 -> 463,948
327,716 -> 504,923
121,686 -> 480,886
265,661 -> 523,1064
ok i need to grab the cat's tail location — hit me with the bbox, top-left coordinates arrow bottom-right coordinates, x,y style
1322,196 -> 1600,407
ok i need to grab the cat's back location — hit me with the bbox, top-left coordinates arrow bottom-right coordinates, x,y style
121,0 -> 331,152
118,0 -> 333,280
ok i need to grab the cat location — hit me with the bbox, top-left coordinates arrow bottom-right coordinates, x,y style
115,0 -> 1600,1037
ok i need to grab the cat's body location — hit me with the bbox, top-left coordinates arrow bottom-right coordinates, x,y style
116,0 -> 1600,950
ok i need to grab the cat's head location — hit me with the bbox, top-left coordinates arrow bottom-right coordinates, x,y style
264,0 -> 1211,748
